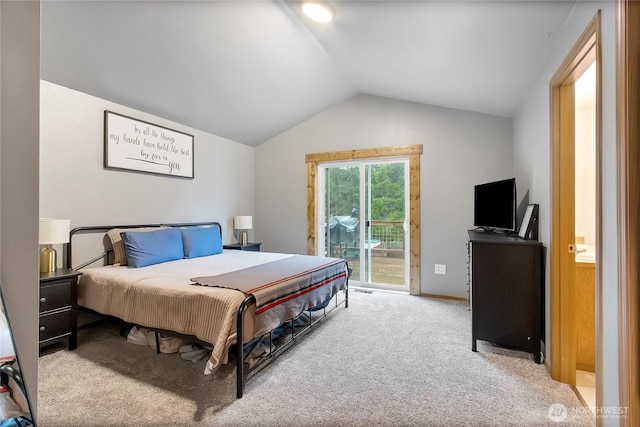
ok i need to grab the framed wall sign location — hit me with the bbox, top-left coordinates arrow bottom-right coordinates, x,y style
104,110 -> 194,178
518,204 -> 539,240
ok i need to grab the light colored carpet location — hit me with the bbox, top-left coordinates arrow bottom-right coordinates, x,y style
38,290 -> 594,426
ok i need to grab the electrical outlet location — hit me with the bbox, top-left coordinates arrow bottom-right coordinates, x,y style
435,264 -> 447,275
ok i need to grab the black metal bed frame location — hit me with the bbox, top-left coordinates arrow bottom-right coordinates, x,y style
65,221 -> 348,398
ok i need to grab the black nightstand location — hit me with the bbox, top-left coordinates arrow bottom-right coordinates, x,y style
39,268 -> 82,350
223,243 -> 262,252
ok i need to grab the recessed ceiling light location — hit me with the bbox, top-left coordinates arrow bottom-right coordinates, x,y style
302,1 -> 335,23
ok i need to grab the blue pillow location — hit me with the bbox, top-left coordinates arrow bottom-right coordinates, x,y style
181,226 -> 222,259
121,228 -> 184,268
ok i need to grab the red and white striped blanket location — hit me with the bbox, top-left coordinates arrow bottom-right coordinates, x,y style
192,255 -> 348,334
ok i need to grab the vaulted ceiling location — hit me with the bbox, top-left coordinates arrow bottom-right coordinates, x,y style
40,1 -> 576,146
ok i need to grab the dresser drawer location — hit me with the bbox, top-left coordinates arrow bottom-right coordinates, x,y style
39,309 -> 72,342
40,280 -> 72,312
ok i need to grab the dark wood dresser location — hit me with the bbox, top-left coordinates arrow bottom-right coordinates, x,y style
468,230 -> 545,363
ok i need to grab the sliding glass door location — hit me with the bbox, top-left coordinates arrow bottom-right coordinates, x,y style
318,159 -> 409,291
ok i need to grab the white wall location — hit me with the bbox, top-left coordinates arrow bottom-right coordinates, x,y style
0,0 -> 41,416
513,1 -> 619,421
575,64 -> 597,246
256,94 -> 513,298
40,81 -> 256,256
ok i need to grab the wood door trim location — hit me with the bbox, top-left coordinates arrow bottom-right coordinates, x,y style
616,1 -> 639,425
306,144 -> 423,295
305,144 -> 423,163
549,11 -> 601,391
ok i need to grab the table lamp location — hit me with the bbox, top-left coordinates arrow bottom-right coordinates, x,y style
39,218 -> 70,273
234,216 -> 252,246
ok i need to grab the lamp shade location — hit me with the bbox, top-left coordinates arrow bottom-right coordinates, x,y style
234,216 -> 253,230
39,218 -> 70,244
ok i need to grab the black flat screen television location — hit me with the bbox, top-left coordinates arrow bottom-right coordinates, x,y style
473,178 -> 517,232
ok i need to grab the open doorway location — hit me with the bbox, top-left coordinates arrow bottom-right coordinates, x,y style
549,12 -> 601,416
573,61 -> 597,413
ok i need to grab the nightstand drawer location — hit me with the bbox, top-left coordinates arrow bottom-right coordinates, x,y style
39,280 -> 72,312
39,309 -> 72,342
223,243 -> 261,251
241,244 -> 260,251
39,269 -> 82,351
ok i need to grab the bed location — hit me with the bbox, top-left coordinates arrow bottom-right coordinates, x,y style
66,221 -> 349,397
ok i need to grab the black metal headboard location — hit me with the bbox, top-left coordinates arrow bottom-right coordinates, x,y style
65,221 -> 222,270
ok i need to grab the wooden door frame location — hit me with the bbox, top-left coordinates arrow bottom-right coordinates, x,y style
617,0 -> 639,425
305,144 -> 423,295
549,11 -> 601,393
